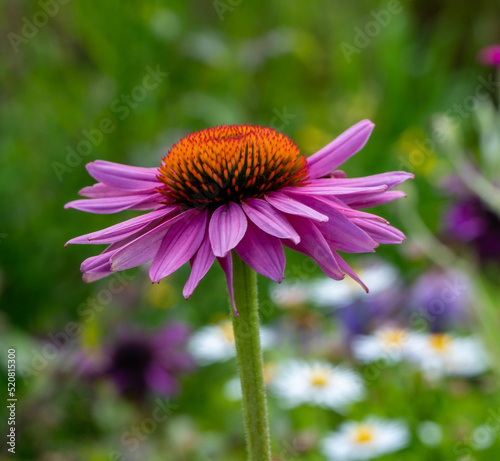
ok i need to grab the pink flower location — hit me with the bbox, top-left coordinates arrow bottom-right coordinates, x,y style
65,121 -> 412,314
478,45 -> 500,66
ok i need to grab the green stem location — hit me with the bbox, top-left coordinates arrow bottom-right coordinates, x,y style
231,253 -> 271,461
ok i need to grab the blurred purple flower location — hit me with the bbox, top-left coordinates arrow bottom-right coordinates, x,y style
409,268 -> 471,332
88,323 -> 194,401
336,286 -> 406,338
330,260 -> 405,338
442,182 -> 500,263
478,45 -> 500,66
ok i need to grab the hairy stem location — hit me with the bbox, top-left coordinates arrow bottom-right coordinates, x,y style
231,253 -> 271,461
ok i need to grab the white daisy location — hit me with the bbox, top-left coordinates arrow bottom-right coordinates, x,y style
321,416 -> 410,461
270,360 -> 365,411
407,333 -> 489,380
306,259 -> 399,307
188,321 -> 273,365
352,327 -> 414,364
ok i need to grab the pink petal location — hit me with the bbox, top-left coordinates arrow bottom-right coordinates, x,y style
81,252 -> 113,273
326,171 -> 414,189
65,193 -> 163,214
218,253 -> 238,316
332,252 -> 368,292
284,216 -> 344,280
209,202 -> 248,257
79,183 -> 143,198
83,271 -> 113,282
242,198 -> 300,243
295,196 -> 378,253
149,209 -> 208,283
110,217 -> 181,272
265,191 -> 328,222
183,230 -> 216,298
306,120 -> 374,179
66,207 -> 179,245
283,183 -> 387,196
343,190 -> 407,209
234,222 -> 285,283
86,160 -> 159,190
351,218 -> 405,244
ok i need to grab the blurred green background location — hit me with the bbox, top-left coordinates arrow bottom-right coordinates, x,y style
1,0 -> 500,460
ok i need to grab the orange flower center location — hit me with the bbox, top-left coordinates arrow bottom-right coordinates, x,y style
157,125 -> 309,207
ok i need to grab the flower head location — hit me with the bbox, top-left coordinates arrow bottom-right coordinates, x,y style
65,121 -> 412,314
478,45 -> 500,66
321,416 -> 410,461
351,327 -> 413,364
87,323 -> 194,401
270,360 -> 365,411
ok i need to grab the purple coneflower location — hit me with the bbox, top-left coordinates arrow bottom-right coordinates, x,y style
65,121 -> 412,313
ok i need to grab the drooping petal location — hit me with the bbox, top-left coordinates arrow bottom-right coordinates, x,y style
284,215 -> 344,280
65,193 -> 163,214
149,209 -> 208,283
183,229 -> 216,299
234,222 -> 285,282
343,190 -> 407,209
209,202 -> 248,257
217,253 -> 238,316
351,218 -> 406,244
86,160 -> 159,190
242,198 -> 300,243
306,120 -> 375,179
295,196 -> 378,253
265,191 -> 328,222
332,252 -> 369,292
66,207 -> 179,245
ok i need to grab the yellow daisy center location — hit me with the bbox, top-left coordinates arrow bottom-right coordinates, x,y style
353,425 -> 375,444
380,329 -> 408,347
157,125 -> 309,208
309,368 -> 331,387
429,333 -> 452,352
